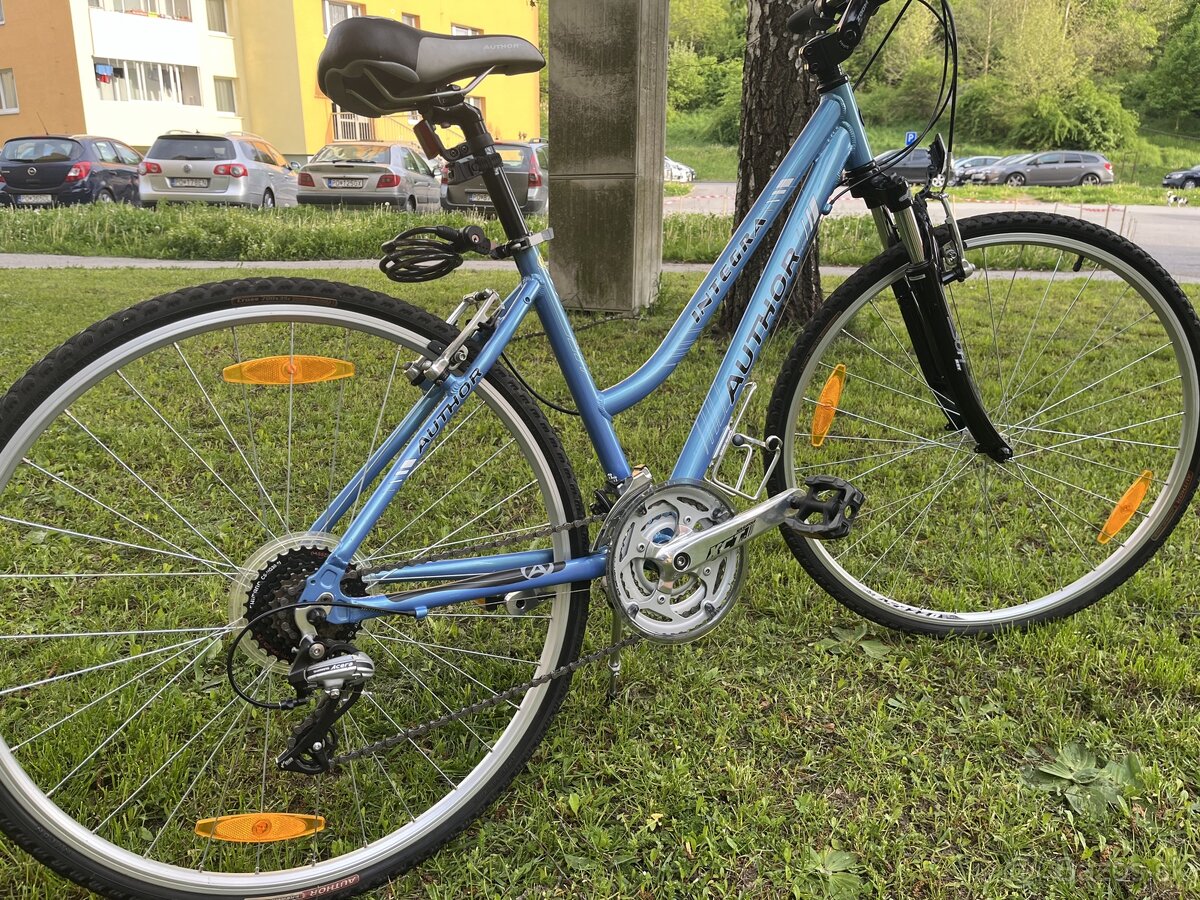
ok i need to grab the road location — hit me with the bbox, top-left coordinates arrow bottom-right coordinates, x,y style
666,181 -> 1200,279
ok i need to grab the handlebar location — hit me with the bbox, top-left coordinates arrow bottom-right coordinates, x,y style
787,0 -> 889,46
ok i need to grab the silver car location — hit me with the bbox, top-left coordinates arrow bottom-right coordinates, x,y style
298,142 -> 440,210
139,131 -> 299,209
979,151 -> 1115,187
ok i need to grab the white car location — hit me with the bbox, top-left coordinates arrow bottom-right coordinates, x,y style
664,156 -> 696,183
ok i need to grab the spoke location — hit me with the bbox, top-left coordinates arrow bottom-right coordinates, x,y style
998,461 -> 1126,542
364,633 -> 496,748
981,246 -> 1005,386
817,360 -> 946,413
340,720 -> 371,848
1024,375 -> 1182,432
0,514 -> 238,574
64,412 -> 238,569
10,636 -> 229,752
350,346 -> 403,521
1012,414 -> 1184,456
1009,458 -> 1136,514
48,633 -> 229,797
367,439 -> 516,561
175,342 -> 288,532
858,453 -> 978,582
368,632 -> 536,666
0,626 -> 231,640
344,712 -> 418,825
118,372 -> 277,540
327,331 -> 353,508
999,249 -> 1064,418
361,691 -> 458,789
378,619 -> 521,710
286,322 -> 295,531
0,630 -> 232,697
1007,436 -> 1160,482
840,330 -> 955,407
362,520 -> 555,567
1007,342 -> 1174,433
21,458 -> 231,580
231,327 -> 270,529
866,298 -> 924,385
410,481 -> 540,560
1002,462 -> 1098,570
94,667 -> 270,835
0,571 -> 217,580
1005,306 -> 1154,418
798,397 -> 972,452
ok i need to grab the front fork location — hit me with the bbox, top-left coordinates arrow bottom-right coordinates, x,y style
866,174 -> 1012,462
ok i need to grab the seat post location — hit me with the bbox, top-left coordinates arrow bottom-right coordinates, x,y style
420,99 -> 531,241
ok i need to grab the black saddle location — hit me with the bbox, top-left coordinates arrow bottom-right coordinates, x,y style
318,17 -> 545,118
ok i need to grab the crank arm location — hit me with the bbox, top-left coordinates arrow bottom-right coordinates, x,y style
651,476 -> 864,573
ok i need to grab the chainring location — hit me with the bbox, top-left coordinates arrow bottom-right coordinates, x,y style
605,481 -> 746,644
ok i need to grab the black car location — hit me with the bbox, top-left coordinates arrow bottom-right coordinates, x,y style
1163,165 -> 1200,190
0,134 -> 142,207
873,148 -> 946,188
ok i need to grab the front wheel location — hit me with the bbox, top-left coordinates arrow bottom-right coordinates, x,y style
766,212 -> 1200,635
0,279 -> 589,897
1005,173 -> 1026,187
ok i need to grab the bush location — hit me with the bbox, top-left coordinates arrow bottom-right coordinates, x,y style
956,76 -> 1020,143
667,42 -> 708,113
704,64 -> 743,145
1011,81 -> 1139,153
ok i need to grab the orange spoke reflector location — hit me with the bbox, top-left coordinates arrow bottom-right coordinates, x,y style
195,813 -> 325,843
1098,469 -> 1153,545
222,356 -> 355,386
810,364 -> 847,448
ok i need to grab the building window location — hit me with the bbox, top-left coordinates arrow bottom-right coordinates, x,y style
0,69 -> 17,113
323,1 -> 362,35
0,1 -> 6,24
95,58 -> 201,105
401,13 -> 419,28
214,76 -> 237,113
205,0 -> 227,32
465,96 -> 486,121
110,0 -> 192,18
451,24 -> 483,36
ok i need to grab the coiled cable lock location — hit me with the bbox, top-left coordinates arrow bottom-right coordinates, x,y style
379,225 -> 494,283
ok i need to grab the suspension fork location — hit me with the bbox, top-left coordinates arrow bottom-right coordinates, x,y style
855,167 -> 1012,462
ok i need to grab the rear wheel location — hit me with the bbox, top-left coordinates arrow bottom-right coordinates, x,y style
0,278 -> 589,897
1080,173 -> 1102,186
260,189 -> 275,210
97,189 -> 116,204
767,212 -> 1200,635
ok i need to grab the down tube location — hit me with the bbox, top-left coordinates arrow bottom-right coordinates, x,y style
673,126 -> 854,480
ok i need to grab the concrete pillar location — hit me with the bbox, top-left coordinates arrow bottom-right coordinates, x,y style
548,0 -> 669,312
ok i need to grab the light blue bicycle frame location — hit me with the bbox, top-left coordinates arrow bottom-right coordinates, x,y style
308,86 -> 877,625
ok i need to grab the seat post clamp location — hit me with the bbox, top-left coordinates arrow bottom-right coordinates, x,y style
448,150 -> 504,185
491,228 -> 554,260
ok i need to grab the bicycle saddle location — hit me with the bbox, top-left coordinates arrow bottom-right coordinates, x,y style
319,16 -> 545,117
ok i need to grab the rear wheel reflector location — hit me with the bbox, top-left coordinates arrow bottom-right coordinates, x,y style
810,364 -> 847,447
222,356 -> 355,385
195,813 -> 325,843
1098,470 -> 1153,545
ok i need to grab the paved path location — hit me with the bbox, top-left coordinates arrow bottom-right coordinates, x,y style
667,182 -> 1200,279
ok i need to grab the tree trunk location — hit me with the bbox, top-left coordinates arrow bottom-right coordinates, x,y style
717,0 -> 823,335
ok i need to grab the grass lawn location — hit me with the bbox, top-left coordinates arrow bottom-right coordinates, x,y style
0,267 -> 1198,898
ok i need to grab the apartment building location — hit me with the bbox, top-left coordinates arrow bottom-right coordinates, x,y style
0,0 -> 542,155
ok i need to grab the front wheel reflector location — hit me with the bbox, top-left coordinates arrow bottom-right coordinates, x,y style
811,364 -> 847,447
222,356 -> 355,386
195,813 -> 325,843
1098,470 -> 1153,545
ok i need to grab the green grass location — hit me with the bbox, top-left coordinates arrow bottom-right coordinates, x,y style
948,184 -> 1179,207
0,266 -> 1198,898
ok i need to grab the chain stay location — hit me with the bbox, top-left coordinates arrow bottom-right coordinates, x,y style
329,510 -> 623,764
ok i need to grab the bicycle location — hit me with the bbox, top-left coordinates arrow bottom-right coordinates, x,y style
0,2 -> 1197,897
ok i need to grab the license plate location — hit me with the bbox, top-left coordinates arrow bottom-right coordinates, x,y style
171,178 -> 209,189
467,192 -> 491,203
328,178 -> 364,189
19,194 -> 53,205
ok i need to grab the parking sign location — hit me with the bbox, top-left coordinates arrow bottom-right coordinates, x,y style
905,131 -> 919,145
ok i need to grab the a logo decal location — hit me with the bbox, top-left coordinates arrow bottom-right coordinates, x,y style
258,873 -> 362,900
415,369 -> 484,455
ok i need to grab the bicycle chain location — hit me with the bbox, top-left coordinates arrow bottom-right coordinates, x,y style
329,510 -> 640,766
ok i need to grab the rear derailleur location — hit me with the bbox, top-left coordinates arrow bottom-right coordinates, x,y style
276,632 -> 375,775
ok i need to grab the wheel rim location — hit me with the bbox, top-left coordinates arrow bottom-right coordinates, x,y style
1083,175 -> 1100,185
99,191 -> 114,203
781,229 -> 1199,627
0,304 -> 577,892
1006,175 -> 1024,187
262,192 -> 274,209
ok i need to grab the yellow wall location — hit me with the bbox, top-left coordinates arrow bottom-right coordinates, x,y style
0,0 -> 86,141
282,0 -> 542,156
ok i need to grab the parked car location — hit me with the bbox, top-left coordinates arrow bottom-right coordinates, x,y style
442,141 -> 548,216
873,148 -> 946,188
979,151 -> 1114,187
298,141 -> 439,210
0,134 -> 141,207
1162,165 -> 1200,190
949,155 -> 1000,186
139,131 -> 299,209
664,156 -> 696,182
970,154 -> 1031,184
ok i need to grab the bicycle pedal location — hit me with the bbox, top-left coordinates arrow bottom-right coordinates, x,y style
782,476 -> 864,541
